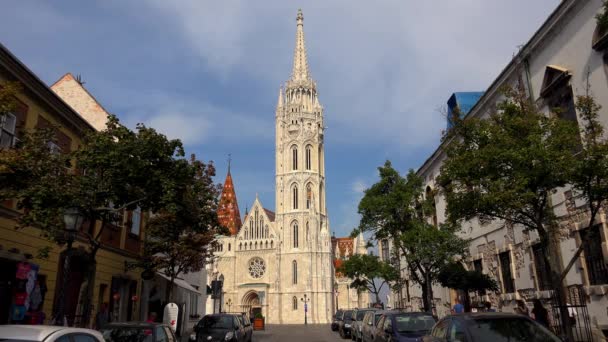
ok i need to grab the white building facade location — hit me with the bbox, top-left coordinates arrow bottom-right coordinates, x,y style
206,9 -> 334,324
383,0 -> 608,336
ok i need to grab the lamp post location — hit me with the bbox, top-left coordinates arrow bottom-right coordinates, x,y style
225,298 -> 232,313
300,294 -> 311,325
54,207 -> 84,326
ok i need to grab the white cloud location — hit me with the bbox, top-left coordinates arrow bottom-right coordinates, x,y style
141,0 -> 559,148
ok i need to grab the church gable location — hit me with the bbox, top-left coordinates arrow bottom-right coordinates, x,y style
237,198 -> 277,244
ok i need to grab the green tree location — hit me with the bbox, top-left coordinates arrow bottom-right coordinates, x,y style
145,154 -> 225,302
337,254 -> 399,305
438,87 -> 595,337
357,162 -> 469,311
438,262 -> 498,312
0,115 -> 192,326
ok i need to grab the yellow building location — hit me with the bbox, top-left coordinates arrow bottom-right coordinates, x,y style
0,42 -> 145,326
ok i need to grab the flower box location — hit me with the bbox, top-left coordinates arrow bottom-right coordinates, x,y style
253,317 -> 265,330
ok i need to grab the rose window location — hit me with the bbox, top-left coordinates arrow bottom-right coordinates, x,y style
248,257 -> 266,279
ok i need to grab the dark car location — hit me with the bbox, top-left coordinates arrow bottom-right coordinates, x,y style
195,314 -> 246,342
234,313 -> 253,342
332,310 -> 345,331
101,322 -> 177,342
362,310 -> 388,342
374,312 -> 436,342
352,309 -> 377,342
339,310 -> 355,339
423,313 -> 561,342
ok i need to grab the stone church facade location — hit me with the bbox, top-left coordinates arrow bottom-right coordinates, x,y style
206,10 -> 335,324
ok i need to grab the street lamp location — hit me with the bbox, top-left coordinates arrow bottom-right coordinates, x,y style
54,206 -> 84,326
225,298 -> 232,313
300,294 -> 311,325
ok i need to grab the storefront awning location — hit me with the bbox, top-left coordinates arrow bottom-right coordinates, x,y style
157,273 -> 201,294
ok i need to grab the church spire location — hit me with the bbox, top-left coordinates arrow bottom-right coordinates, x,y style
218,162 -> 242,236
291,9 -> 310,81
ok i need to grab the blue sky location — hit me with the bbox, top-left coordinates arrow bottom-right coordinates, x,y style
0,0 -> 558,239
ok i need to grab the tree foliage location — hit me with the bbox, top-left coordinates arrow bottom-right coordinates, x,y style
337,253 -> 399,304
357,161 -> 469,311
0,114 -> 198,325
144,155 -> 225,302
438,86 -> 608,338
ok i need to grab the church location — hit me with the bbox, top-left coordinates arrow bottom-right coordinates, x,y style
206,9 -> 338,324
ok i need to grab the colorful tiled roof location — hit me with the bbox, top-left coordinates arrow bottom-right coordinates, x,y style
218,169 -> 242,235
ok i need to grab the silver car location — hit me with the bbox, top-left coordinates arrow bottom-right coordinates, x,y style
0,325 -> 105,342
351,309 -> 377,342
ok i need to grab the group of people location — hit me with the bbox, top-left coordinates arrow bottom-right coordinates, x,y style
516,299 -> 550,327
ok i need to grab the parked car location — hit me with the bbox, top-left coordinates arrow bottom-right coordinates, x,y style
0,325 -> 105,342
361,310 -> 388,342
374,311 -> 436,342
101,322 -> 177,342
339,310 -> 355,339
332,309 -> 344,331
423,313 -> 561,342
351,308 -> 377,342
234,312 -> 253,342
194,314 -> 247,342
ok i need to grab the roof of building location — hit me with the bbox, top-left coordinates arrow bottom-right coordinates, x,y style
217,168 -> 242,236
264,208 -> 275,222
0,42 -> 96,134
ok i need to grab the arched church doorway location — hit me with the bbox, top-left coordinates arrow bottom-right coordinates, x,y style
241,291 -> 261,318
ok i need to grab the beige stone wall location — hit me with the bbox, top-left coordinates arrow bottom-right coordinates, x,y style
51,73 -> 108,131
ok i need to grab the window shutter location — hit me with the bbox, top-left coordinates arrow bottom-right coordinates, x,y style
13,102 -> 28,138
56,130 -> 72,153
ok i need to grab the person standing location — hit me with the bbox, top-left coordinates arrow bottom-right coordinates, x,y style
515,300 -> 529,316
484,302 -> 496,312
531,299 -> 549,327
94,303 -> 109,330
452,299 -> 464,314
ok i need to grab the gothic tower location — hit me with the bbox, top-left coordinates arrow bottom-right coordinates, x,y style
275,9 -> 333,324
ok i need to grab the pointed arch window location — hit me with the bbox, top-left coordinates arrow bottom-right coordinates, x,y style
293,222 -> 299,248
291,145 -> 298,170
293,185 -> 299,210
305,145 -> 312,170
306,183 -> 312,209
292,296 -> 298,310
250,218 -> 253,239
292,260 -> 298,284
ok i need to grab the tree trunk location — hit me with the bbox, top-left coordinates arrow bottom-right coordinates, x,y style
422,273 -> 433,312
166,276 -> 175,304
545,227 -> 574,342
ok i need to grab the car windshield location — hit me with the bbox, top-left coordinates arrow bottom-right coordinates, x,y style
101,327 -> 155,342
395,315 -> 436,333
469,317 -> 561,342
200,315 -> 234,329
335,311 -> 343,318
357,310 -> 371,320
343,310 -> 353,320
374,314 -> 383,325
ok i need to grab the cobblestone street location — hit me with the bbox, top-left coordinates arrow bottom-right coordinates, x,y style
253,324 -> 343,342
